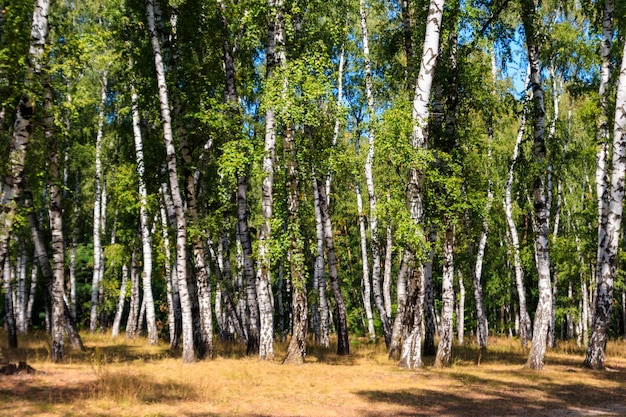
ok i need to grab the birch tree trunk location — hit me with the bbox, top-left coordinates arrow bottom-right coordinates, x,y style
423,228 -> 437,356
26,250 -> 37,329
595,0 -> 613,299
159,189 -> 180,347
45,83 -> 67,361
69,179 -> 80,321
147,0 -> 195,363
521,0 -> 551,370
357,180 -> 376,341
326,46 -> 345,204
504,74 -> 531,347
359,0 -> 391,348
623,291 -> 626,340
457,270 -> 465,345
389,250 -> 410,359
3,255 -> 17,348
547,66 -> 562,350
89,74 -> 107,333
0,0 -> 51,349
237,173 -> 261,354
217,0 -> 257,350
312,176 -> 330,347
383,215 -> 393,320
25,191 -> 84,352
131,82 -> 158,345
255,0 -> 288,360
435,224 -> 455,367
472,52 -> 497,350
585,38 -> 626,370
16,247 -> 27,334
473,167 -> 492,349
318,178 -> 350,355
207,236 -> 246,342
111,264 -> 128,338
182,158 -> 213,359
399,0 -> 445,370
283,125 -> 307,365
126,250 -> 140,339
398,265 -> 424,369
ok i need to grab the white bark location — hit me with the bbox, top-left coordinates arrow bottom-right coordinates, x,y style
111,264 -> 128,338
159,192 -> 178,347
131,82 -> 158,345
147,0 -> 194,363
410,0 -> 444,150
0,0 -> 51,345
357,181 -> 376,340
26,250 -> 37,329
400,0 -> 445,370
3,256 -> 16,348
359,0 -> 391,347
16,248 -> 26,334
47,83 -> 67,362
312,175 -> 330,347
389,250 -> 410,359
504,71 -> 531,346
89,74 -> 107,333
318,178 -> 350,355
473,50 -> 498,349
383,216 -> 393,319
595,0 -> 613,289
126,250 -> 140,339
435,225 -> 455,367
585,38 -> 626,369
255,0 -> 287,360
69,182 -> 79,321
457,270 -> 465,345
522,2 -> 551,370
326,47 -> 345,205
237,174 -> 261,353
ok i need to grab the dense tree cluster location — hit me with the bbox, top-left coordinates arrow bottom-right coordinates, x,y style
1,0 -> 626,371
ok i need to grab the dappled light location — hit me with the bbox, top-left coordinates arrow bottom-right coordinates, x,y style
2,333 -> 626,416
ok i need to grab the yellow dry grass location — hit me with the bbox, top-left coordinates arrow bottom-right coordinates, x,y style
1,332 -> 626,416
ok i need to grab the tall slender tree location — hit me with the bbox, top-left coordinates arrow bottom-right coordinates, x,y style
89,74 -> 107,333
359,0 -> 391,347
146,0 -> 195,363
521,0 -> 551,370
130,81 -> 157,345
399,0 -> 445,370
585,28 -> 626,370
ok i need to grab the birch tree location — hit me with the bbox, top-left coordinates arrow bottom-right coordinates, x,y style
0,0 -> 52,350
521,0 -> 552,370
359,0 -> 392,347
504,73 -> 531,347
584,29 -> 626,371
89,74 -> 107,333
399,0 -> 445,370
255,0 -> 289,360
146,0 -> 195,363
131,81 -> 157,345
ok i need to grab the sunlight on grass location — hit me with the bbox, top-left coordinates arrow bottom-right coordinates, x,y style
2,332 -> 626,416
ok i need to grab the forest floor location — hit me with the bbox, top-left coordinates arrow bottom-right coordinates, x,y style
1,332 -> 626,416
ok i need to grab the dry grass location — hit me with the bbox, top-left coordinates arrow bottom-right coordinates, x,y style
1,332 -> 626,416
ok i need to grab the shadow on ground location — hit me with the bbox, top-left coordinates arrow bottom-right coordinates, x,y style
357,364 -> 626,416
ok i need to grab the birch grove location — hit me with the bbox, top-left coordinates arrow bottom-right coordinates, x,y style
2,0 -> 626,373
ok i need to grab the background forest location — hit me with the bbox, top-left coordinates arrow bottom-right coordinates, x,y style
1,0 -> 626,372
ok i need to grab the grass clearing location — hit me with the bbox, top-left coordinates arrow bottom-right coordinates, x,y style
1,332 -> 626,416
